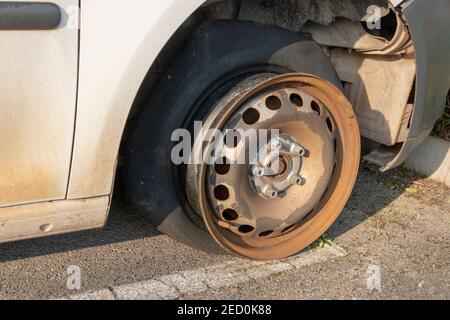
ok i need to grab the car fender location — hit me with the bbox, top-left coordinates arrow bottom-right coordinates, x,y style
68,0 -> 204,198
382,0 -> 450,170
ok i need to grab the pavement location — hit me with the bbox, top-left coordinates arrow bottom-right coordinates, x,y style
0,165 -> 449,300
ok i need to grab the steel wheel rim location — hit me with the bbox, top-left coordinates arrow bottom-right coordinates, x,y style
186,73 -> 360,261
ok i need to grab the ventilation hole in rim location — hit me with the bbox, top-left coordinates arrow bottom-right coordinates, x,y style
259,230 -> 274,237
242,108 -> 260,125
334,139 -> 338,154
265,95 -> 282,110
311,101 -> 321,115
282,225 -> 296,233
326,117 -> 333,133
238,225 -> 255,234
214,157 -> 231,175
214,185 -> 230,201
222,209 -> 239,221
223,130 -> 241,149
290,93 -> 303,108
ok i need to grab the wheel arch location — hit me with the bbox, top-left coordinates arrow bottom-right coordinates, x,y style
379,0 -> 450,170
67,0 -> 207,199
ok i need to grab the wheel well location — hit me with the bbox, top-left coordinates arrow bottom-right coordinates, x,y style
117,0 -> 415,176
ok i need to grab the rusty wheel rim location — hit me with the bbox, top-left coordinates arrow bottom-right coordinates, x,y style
186,74 -> 360,261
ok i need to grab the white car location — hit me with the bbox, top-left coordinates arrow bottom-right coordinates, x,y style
0,0 -> 448,260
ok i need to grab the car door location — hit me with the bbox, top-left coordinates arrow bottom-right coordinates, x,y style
0,0 -> 79,207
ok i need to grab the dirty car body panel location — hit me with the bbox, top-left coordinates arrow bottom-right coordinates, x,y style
0,0 -> 448,244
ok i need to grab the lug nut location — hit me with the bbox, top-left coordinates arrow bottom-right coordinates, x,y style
291,175 -> 305,186
298,148 -> 306,157
271,138 -> 282,150
263,186 -> 278,199
291,145 -> 305,157
253,167 -> 265,177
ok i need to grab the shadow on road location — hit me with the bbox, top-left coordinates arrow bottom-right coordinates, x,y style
0,165 -> 421,263
0,202 -> 160,263
327,166 -> 406,239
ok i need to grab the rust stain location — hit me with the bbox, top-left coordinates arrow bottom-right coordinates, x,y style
0,166 -> 59,207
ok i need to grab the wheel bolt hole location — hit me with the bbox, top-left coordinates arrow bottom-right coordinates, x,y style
242,108 -> 260,125
259,230 -> 274,238
238,225 -> 255,234
214,157 -> 231,175
214,185 -> 230,201
222,209 -> 239,221
265,95 -> 282,110
311,101 -> 321,115
290,93 -> 303,108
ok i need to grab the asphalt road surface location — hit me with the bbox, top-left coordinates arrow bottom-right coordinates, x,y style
0,165 -> 449,300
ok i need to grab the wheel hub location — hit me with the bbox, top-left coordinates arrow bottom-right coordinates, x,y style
249,134 -> 306,200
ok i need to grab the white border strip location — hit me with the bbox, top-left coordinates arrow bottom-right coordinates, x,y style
64,242 -> 347,300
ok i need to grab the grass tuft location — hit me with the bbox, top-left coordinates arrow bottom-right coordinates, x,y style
432,92 -> 450,141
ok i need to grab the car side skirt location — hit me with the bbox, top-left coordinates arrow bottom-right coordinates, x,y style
0,196 -> 110,244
